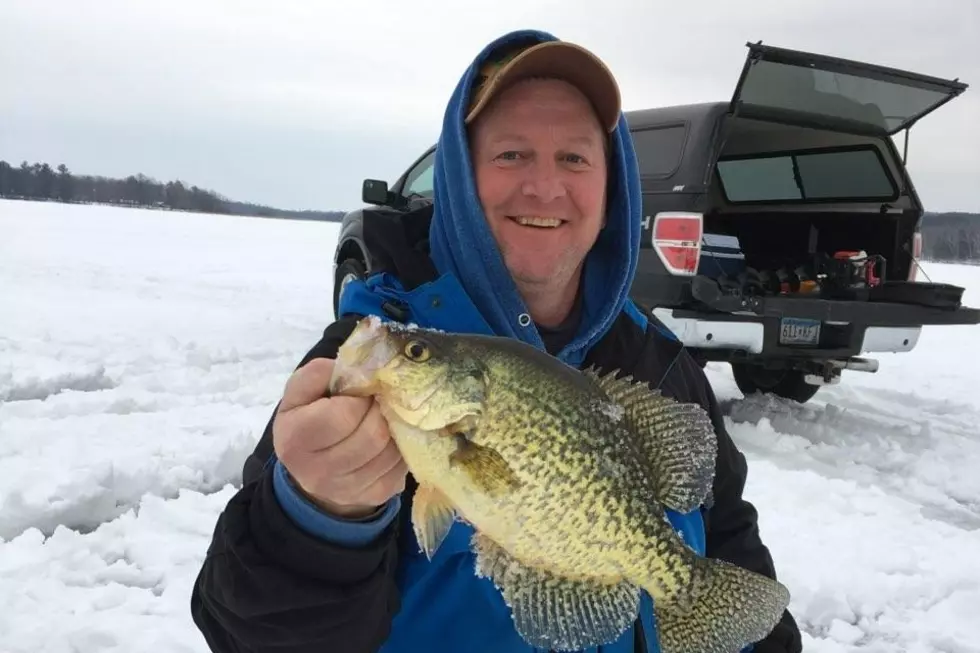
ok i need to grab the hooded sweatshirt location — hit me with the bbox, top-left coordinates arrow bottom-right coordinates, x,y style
426,28 -> 644,368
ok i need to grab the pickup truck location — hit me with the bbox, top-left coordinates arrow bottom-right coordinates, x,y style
331,42 -> 979,404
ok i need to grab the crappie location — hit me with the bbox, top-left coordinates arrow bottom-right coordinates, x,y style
328,315 -> 790,653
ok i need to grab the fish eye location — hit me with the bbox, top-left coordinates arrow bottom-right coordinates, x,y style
404,340 -> 430,362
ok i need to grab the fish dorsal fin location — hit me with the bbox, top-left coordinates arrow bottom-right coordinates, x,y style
583,366 -> 717,513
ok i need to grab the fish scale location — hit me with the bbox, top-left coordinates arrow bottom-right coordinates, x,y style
329,316 -> 791,653
474,357 -> 679,584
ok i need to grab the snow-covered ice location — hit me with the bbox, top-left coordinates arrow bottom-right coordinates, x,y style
2,198 -> 979,652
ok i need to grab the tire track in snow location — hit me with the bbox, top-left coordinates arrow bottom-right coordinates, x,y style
721,389 -> 980,531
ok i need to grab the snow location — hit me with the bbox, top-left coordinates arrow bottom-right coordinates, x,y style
2,197 -> 979,652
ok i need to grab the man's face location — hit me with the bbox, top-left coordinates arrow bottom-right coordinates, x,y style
469,78 -> 608,297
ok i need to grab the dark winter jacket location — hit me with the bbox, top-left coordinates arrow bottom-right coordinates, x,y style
189,210 -> 802,653
190,27 -> 801,653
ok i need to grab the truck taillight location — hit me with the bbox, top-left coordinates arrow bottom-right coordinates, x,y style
908,231 -> 922,281
653,212 -> 702,276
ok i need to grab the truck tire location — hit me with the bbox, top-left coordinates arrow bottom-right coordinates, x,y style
730,362 -> 821,404
333,258 -> 367,317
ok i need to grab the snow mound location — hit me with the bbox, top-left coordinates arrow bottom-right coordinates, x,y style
0,486 -> 238,653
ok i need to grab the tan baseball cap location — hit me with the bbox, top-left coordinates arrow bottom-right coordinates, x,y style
465,39 -> 622,133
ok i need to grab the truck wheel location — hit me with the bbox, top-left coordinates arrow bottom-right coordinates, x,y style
333,258 -> 367,317
730,363 -> 821,404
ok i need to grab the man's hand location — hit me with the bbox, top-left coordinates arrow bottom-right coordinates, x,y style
273,358 -> 408,519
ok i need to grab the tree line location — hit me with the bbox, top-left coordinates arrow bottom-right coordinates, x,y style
920,212 -> 980,263
2,158 -> 978,260
0,159 -> 344,222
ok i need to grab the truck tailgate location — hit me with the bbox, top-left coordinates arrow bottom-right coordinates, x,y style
690,276 -> 980,327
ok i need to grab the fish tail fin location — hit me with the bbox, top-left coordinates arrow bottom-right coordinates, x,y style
653,556 -> 790,653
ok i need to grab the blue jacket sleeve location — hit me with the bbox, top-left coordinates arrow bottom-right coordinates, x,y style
272,458 -> 401,546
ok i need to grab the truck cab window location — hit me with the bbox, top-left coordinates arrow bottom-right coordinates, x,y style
402,151 -> 436,200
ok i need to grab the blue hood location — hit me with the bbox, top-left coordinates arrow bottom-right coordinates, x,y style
427,29 -> 643,367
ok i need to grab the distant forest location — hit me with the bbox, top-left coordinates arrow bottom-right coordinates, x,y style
0,159 -> 344,222
920,212 -> 980,263
1,158 -> 978,262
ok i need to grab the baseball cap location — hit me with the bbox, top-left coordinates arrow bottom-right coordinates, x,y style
465,39 -> 622,133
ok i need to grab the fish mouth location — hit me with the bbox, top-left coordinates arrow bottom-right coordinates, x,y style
328,316 -> 398,397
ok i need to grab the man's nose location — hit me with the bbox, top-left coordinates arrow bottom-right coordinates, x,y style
521,159 -> 567,203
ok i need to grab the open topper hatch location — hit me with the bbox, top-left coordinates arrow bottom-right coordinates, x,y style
730,42 -> 968,136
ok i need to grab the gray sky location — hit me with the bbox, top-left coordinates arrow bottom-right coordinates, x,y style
2,0 -> 978,212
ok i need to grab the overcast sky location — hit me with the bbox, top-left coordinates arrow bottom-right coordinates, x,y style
2,0 -> 978,212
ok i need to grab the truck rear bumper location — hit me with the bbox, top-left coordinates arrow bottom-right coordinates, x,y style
645,276 -> 979,361
652,308 -> 923,356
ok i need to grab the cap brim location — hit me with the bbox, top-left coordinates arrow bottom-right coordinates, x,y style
465,41 -> 622,133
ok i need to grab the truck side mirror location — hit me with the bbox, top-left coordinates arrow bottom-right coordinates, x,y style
362,179 -> 392,207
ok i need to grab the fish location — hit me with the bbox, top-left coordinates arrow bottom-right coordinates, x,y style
327,315 -> 791,653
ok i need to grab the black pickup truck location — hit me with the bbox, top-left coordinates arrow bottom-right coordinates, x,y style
332,42 -> 979,404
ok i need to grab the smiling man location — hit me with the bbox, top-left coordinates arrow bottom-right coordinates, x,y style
467,60 -> 614,330
191,29 -> 802,653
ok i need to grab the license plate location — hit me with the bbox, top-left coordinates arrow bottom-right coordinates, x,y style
779,317 -> 821,346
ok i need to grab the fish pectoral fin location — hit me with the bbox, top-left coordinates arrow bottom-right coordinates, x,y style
448,437 -> 521,498
655,556 -> 791,653
583,367 -> 718,514
471,532 -> 640,651
411,483 -> 456,560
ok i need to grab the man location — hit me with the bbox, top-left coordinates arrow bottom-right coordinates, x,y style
190,29 -> 802,653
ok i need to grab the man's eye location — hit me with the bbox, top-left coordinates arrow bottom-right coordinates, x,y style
496,151 -> 522,161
